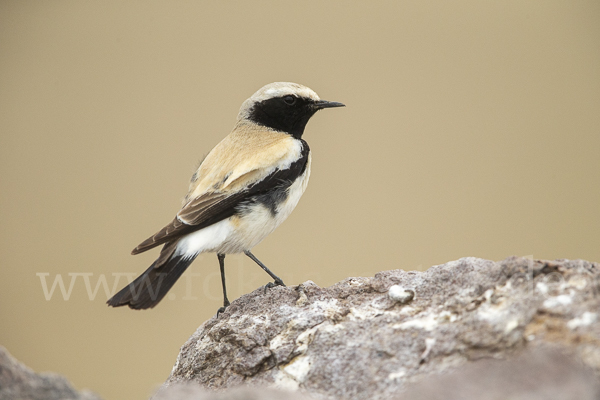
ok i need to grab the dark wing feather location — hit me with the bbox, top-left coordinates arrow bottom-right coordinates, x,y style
131,191 -> 247,255
131,140 -> 309,255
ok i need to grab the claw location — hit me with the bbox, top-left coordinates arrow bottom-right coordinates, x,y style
264,279 -> 286,293
217,300 -> 231,317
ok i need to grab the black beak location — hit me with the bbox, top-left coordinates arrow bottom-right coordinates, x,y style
314,100 -> 346,109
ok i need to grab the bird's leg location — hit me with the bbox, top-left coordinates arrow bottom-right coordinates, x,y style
216,253 -> 230,316
243,250 -> 285,292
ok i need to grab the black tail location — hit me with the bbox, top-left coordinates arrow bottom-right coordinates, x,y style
107,244 -> 197,310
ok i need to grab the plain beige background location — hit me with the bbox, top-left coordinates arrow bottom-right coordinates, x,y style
1,1 -> 599,399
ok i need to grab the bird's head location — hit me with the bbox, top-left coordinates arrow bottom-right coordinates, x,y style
237,82 -> 345,139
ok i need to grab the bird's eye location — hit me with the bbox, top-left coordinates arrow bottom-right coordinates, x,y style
283,95 -> 296,105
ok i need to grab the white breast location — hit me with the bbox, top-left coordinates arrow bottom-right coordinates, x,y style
220,153 -> 311,254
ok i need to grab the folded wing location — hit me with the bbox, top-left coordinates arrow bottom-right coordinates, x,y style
131,135 -> 309,255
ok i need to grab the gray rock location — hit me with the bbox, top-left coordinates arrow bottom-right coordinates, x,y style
0,346 -> 102,400
398,346 -> 600,400
153,384 -> 315,400
164,257 -> 600,399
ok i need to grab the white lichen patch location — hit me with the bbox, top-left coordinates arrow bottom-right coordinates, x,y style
310,299 -> 343,319
268,320 -> 306,352
348,306 -> 384,321
438,310 -> 458,323
273,369 -> 300,390
567,312 -> 597,329
420,337 -> 436,361
270,299 -> 344,353
543,294 -> 573,309
194,333 -> 213,352
269,330 -> 288,351
387,369 -> 406,381
393,312 -> 438,331
476,291 -> 513,324
398,306 -> 417,315
504,319 -> 519,334
477,304 -> 505,322
567,275 -> 590,290
282,355 -> 311,382
319,322 -> 345,334
295,324 -> 320,354
536,282 -> 549,295
251,315 -> 270,325
347,277 -> 366,287
483,289 -> 494,301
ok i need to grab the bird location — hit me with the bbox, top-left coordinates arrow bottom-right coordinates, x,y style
107,82 -> 344,312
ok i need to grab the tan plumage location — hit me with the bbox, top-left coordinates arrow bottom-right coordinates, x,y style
188,123 -> 301,197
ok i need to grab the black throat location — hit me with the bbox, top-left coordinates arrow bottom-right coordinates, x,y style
248,97 -> 318,139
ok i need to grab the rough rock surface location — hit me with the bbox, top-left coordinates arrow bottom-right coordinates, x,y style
164,257 -> 600,400
399,346 -> 600,400
156,347 -> 599,400
153,385 -> 314,400
0,346 -> 102,400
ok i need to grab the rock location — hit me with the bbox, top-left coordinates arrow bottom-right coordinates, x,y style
153,384 -> 315,400
398,346 -> 600,400
163,257 -> 600,400
0,346 -> 102,400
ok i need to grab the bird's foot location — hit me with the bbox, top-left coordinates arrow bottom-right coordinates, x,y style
264,279 -> 286,293
216,300 -> 231,317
